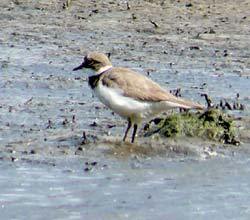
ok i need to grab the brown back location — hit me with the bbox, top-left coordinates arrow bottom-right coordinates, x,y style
101,67 -> 204,109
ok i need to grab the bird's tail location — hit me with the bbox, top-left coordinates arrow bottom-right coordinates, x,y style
165,97 -> 205,110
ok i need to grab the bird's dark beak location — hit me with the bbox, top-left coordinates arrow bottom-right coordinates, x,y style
73,62 -> 86,71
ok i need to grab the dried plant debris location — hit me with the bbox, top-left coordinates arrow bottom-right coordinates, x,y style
62,0 -> 71,9
201,93 -> 245,111
144,109 -> 240,145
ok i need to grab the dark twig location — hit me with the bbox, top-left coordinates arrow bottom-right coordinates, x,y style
201,93 -> 213,108
149,19 -> 159,28
126,1 -> 130,10
81,131 -> 88,145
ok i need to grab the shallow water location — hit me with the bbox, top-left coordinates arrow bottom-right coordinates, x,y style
1,0 -> 250,219
1,155 -> 250,220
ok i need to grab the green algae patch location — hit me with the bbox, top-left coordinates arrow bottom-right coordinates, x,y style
144,109 -> 240,145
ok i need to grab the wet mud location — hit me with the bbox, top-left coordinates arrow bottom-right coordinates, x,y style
0,0 -> 250,219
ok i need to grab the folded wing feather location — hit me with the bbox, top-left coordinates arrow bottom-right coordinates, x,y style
101,67 -> 204,110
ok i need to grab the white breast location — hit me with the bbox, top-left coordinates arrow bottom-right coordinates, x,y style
93,83 -> 149,121
93,83 -> 174,123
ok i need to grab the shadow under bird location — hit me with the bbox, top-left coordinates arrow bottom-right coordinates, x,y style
73,52 -> 204,143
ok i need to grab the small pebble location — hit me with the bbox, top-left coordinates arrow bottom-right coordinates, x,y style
30,149 -> 36,154
91,161 -> 97,166
84,167 -> 91,172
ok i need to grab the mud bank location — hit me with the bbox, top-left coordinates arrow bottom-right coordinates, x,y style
1,1 -> 250,219
1,0 -> 250,161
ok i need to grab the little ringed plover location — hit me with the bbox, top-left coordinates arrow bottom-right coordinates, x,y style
73,52 -> 204,143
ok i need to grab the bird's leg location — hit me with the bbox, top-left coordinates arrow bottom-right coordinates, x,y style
131,124 -> 138,143
123,118 -> 132,142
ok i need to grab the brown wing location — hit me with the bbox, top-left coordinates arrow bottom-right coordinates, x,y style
101,67 -> 204,109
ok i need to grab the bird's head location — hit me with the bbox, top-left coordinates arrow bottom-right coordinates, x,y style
73,52 -> 112,74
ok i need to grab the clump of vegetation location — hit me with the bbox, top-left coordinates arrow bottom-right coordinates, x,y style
144,109 -> 240,145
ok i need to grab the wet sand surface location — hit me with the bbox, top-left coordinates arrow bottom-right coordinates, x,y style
0,0 -> 250,219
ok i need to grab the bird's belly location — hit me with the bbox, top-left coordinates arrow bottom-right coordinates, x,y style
93,83 -> 156,122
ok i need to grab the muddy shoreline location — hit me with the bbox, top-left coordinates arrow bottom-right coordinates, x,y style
0,1 -> 250,218
1,0 -> 250,161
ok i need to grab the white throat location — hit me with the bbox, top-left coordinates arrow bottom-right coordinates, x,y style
97,65 -> 113,74
86,65 -> 112,77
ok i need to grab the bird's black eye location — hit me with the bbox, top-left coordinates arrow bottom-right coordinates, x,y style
85,57 -> 93,65
84,57 -> 90,63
